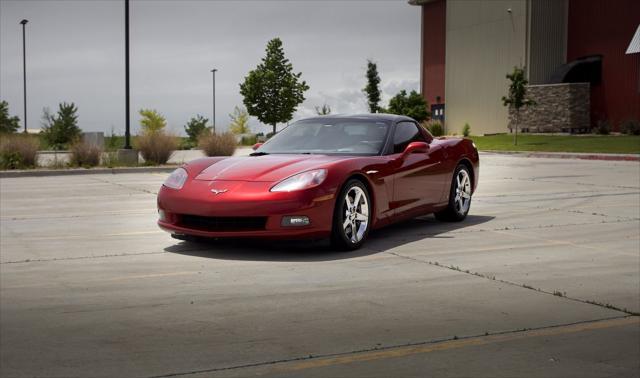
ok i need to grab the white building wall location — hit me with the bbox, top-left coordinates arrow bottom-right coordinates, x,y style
444,0 -> 527,135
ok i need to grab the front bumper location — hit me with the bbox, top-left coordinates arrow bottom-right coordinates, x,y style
157,180 -> 336,239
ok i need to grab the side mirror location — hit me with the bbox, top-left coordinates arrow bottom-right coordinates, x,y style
403,141 -> 429,155
252,142 -> 264,151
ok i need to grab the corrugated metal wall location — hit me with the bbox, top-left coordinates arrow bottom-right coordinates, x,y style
528,0 -> 567,84
567,0 -> 640,129
444,0 -> 527,135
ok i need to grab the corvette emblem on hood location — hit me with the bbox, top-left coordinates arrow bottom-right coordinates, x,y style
210,188 -> 228,195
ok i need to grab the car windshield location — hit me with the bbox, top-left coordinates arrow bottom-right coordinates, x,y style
256,119 -> 390,155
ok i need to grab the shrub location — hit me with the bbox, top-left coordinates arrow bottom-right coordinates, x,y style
41,103 -> 82,150
0,134 -> 39,169
198,131 -> 236,156
139,109 -> 167,134
184,115 -> 209,145
462,123 -> 471,137
620,119 -> 640,135
228,106 -> 250,134
178,137 -> 195,150
240,134 -> 257,146
423,120 -> 444,137
0,100 -> 20,134
135,131 -> 177,165
70,141 -> 102,167
595,119 -> 610,135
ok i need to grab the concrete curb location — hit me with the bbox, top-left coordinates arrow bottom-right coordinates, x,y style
481,150 -> 640,162
0,166 -> 180,178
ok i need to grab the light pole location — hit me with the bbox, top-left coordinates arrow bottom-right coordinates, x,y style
211,68 -> 217,134
117,0 -> 136,164
124,0 -> 131,149
20,19 -> 28,134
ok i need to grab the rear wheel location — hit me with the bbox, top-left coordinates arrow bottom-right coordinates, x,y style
435,164 -> 472,222
331,179 -> 372,250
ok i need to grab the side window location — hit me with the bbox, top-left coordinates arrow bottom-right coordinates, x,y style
392,122 -> 425,153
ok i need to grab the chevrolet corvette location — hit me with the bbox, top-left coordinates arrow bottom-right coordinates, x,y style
157,114 -> 479,250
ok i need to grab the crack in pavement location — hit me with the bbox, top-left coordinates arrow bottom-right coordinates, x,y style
2,209 -> 157,221
384,251 -> 638,316
3,218 -> 637,264
475,191 -> 640,203
0,251 -> 166,264
496,176 -> 640,191
89,176 -> 159,195
399,218 -> 639,238
146,315 -> 638,377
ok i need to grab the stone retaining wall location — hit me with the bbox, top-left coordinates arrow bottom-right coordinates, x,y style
508,83 -> 590,133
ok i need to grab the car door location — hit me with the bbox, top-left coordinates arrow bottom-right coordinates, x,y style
389,121 -> 446,215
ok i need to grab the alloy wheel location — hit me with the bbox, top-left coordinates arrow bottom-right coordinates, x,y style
454,169 -> 472,215
342,186 -> 369,243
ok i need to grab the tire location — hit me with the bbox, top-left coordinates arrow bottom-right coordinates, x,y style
331,179 -> 372,250
435,164 -> 473,222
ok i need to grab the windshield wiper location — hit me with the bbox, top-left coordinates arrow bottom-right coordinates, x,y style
249,151 -> 270,156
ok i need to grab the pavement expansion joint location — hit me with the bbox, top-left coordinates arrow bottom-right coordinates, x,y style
476,191 -> 640,204
146,316 -> 639,378
418,218 -> 638,236
385,251 -> 639,316
89,176 -> 159,195
502,176 -> 640,191
1,251 -> 166,264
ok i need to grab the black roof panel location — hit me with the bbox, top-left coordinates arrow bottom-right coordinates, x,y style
301,113 -> 415,122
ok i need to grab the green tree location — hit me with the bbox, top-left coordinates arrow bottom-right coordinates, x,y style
240,38 -> 309,135
462,123 -> 471,137
314,103 -> 331,115
363,60 -> 382,113
41,102 -> 81,150
0,101 -> 20,134
139,109 -> 167,134
502,66 -> 535,145
386,90 -> 430,123
228,106 -> 250,134
184,114 -> 209,143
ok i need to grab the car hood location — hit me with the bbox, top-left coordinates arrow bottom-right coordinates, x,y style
194,154 -> 349,182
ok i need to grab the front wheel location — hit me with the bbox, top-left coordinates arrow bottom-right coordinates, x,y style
435,164 -> 473,222
331,179 -> 372,250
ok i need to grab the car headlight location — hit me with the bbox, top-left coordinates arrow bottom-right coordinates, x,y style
270,169 -> 327,192
163,167 -> 188,190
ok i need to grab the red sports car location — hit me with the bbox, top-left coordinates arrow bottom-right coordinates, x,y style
157,114 -> 479,250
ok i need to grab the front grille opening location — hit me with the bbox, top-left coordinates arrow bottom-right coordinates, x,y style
178,214 -> 267,232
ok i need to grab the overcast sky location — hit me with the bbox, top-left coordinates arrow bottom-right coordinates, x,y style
0,0 -> 420,135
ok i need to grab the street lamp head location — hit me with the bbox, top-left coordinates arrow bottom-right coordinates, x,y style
211,69 -> 218,73
20,19 -> 28,25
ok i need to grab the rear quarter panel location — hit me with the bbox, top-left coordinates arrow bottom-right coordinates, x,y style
432,137 -> 480,194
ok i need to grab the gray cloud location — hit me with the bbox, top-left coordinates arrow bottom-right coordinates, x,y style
1,0 -> 420,135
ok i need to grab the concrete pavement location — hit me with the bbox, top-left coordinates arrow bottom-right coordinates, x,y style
0,153 -> 638,377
